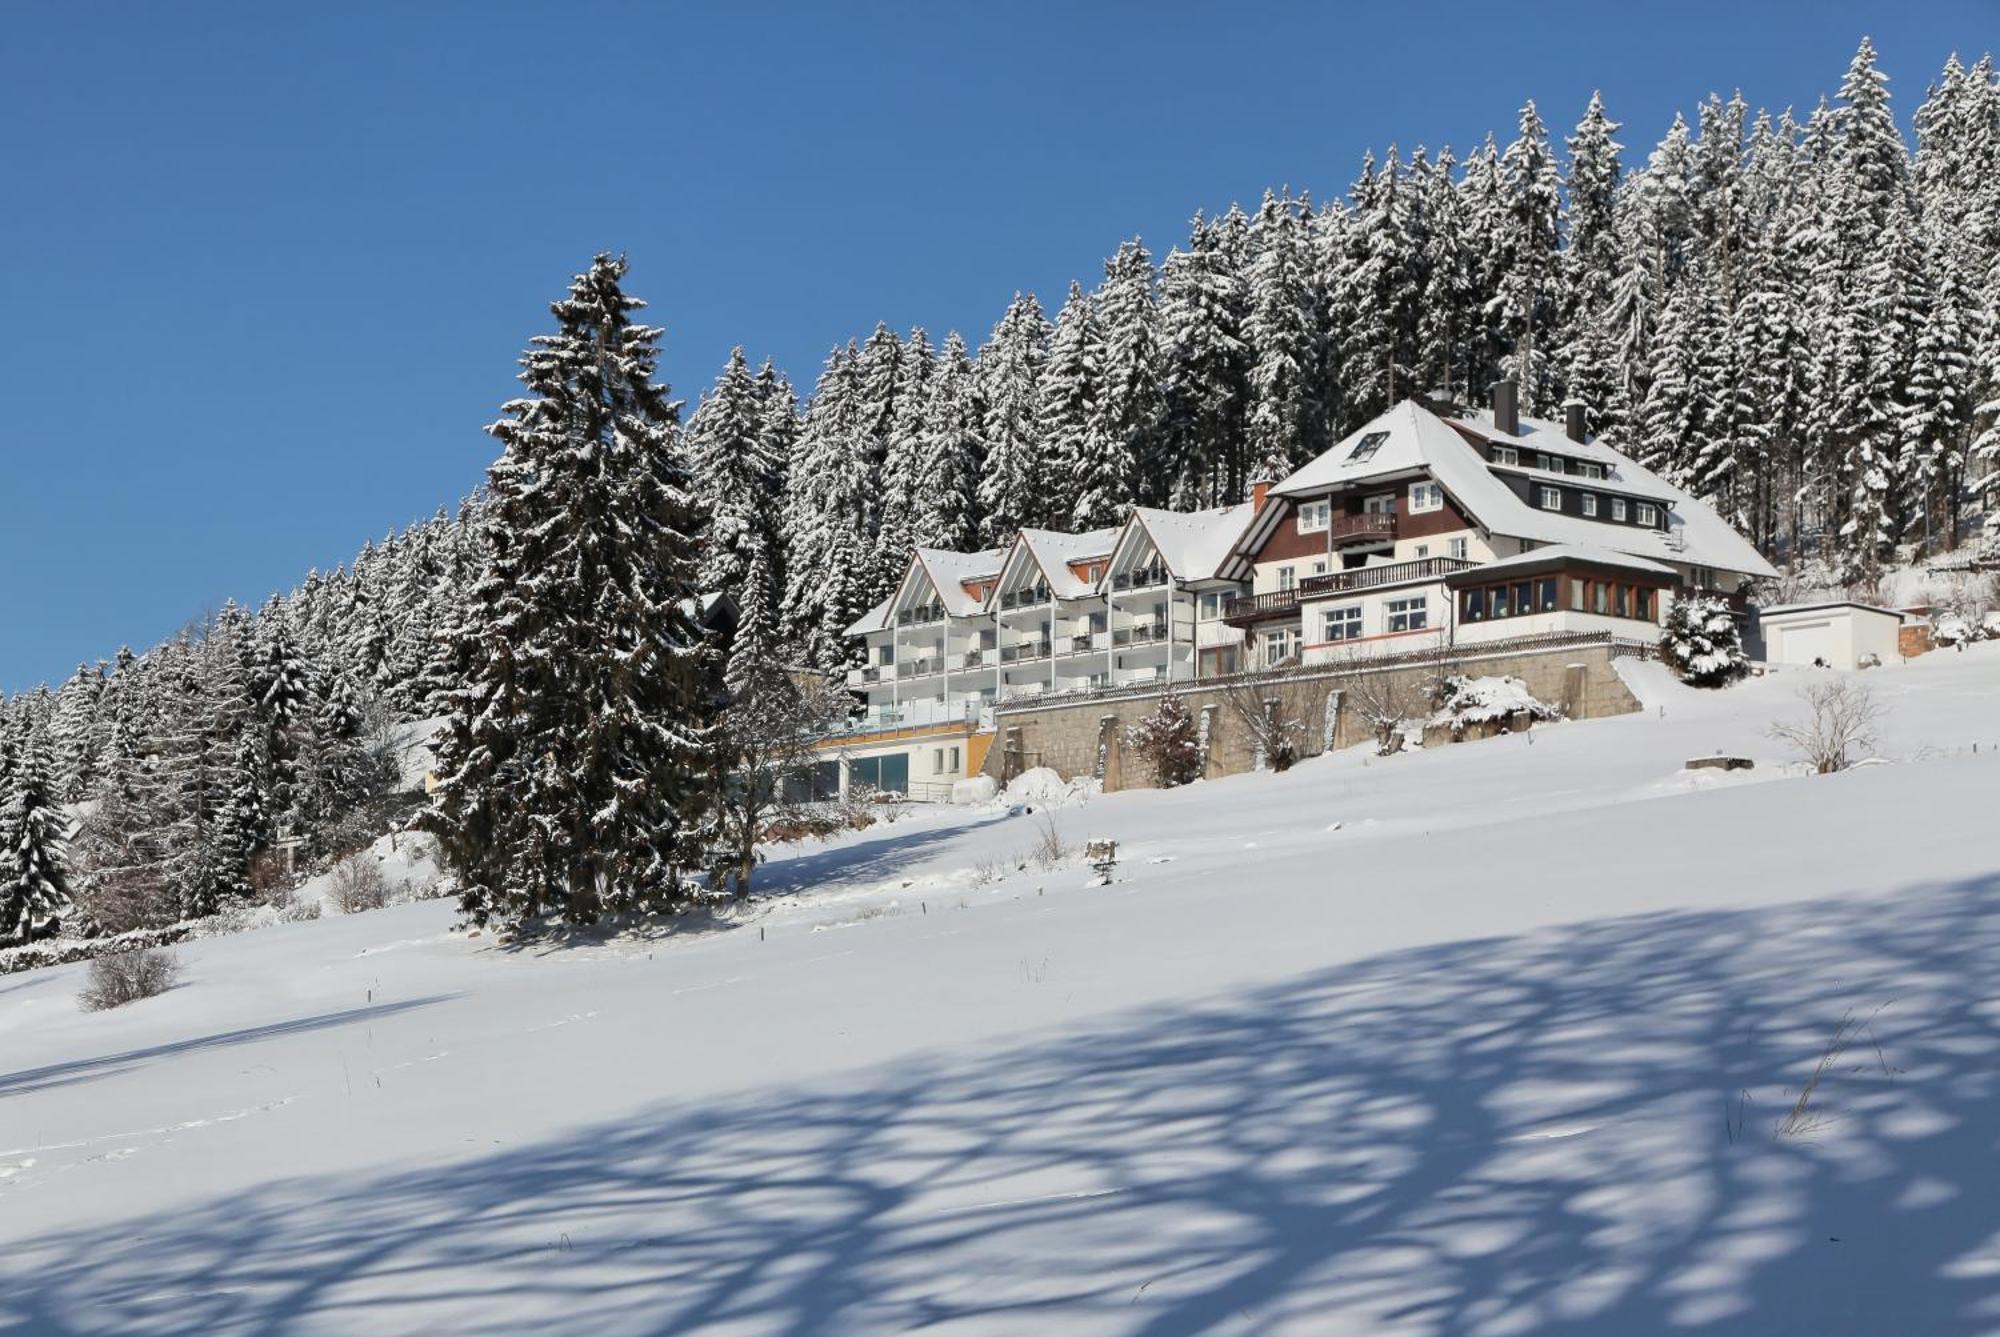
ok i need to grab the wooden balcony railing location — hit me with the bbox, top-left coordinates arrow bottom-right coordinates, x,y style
1331,512 -> 1397,545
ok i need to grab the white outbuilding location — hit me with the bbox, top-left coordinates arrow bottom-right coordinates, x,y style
1757,601 -> 1905,670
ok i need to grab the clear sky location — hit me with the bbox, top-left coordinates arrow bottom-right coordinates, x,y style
1,1 -> 1990,694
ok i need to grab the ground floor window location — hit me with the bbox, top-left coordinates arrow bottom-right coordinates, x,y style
1264,628 -> 1300,666
848,752 -> 910,795
931,745 -> 961,775
1461,577 -> 1559,622
1386,596 -> 1428,633
1322,604 -> 1363,642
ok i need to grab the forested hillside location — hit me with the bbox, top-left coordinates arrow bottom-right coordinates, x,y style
3,37 -> 1997,945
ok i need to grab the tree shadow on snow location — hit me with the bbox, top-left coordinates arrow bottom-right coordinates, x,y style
8,879 -> 2000,1333
0,996 -> 457,1101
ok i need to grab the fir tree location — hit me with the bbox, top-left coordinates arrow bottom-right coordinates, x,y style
1,730 -> 71,945
426,254 -> 713,928
917,331 -> 988,551
976,292 -> 1050,545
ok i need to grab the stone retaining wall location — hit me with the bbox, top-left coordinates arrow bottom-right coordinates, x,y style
983,638 -> 1647,791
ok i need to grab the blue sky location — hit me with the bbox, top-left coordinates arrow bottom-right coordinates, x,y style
0,1 -> 1990,693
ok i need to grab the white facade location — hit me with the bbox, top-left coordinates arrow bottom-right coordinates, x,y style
1758,602 -> 1905,670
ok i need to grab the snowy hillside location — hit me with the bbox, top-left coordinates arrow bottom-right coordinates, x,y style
6,646 -> 2000,1334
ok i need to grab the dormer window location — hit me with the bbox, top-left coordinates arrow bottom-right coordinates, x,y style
1579,462 -> 1603,480
1347,430 -> 1389,463
1536,453 -> 1554,472
1408,481 -> 1443,514
1612,498 -> 1628,522
1539,486 -> 1562,511
1491,445 -> 1519,467
1636,503 -> 1659,527
1296,500 -> 1331,533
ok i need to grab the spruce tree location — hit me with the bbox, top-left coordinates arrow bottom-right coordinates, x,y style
427,254 -> 713,928
1039,280 -> 1107,529
976,292 -> 1050,544
917,331 -> 988,551
1,730 -> 71,945
1160,209 -> 1252,506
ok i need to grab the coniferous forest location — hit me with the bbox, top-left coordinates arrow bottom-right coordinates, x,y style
4,39 -> 1999,939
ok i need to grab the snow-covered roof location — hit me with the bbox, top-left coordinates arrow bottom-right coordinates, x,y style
1761,600 -> 1905,622
1255,400 -> 1778,582
1012,528 -> 1118,598
845,594 -> 895,637
914,547 -> 1004,616
1127,504 -> 1255,581
1443,543 -> 1678,581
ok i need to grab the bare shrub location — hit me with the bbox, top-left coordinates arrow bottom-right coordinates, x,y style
79,947 -> 181,1011
1768,679 -> 1885,773
1027,814 -> 1071,870
329,855 -> 388,914
1775,1007 -> 1889,1140
1218,675 -> 1316,771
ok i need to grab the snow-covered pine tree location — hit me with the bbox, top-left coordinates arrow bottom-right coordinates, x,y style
1125,691 -> 1201,788
1094,239 -> 1167,509
1492,101 -> 1563,413
876,326 -> 934,583
1415,147 -> 1476,404
916,330 -> 987,551
1160,209 -> 1252,506
689,346 -> 781,597
782,344 -> 874,670
1039,280 -> 1107,529
426,254 -> 713,927
1558,93 -> 1623,403
976,292 -> 1050,545
1,728 -> 71,945
48,661 -> 103,803
1661,595 -> 1750,688
1243,190 -> 1316,472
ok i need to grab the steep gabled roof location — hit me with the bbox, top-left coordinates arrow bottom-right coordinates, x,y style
1237,399 -> 1777,581
914,547 -> 1005,616
1009,527 -> 1118,598
1124,504 -> 1257,581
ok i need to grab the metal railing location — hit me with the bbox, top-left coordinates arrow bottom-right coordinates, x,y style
1112,622 -> 1169,647
1110,567 -> 1169,592
895,604 -> 947,627
998,588 -> 1051,611
999,640 -> 1052,664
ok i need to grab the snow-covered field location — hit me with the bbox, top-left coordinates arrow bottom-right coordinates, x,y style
6,647 -> 2000,1334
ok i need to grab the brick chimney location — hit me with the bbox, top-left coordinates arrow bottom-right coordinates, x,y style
1491,379 -> 1519,437
1564,399 -> 1588,443
1251,477 -> 1272,513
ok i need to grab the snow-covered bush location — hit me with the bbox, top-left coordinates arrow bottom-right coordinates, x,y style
1768,679 -> 1884,774
78,946 -> 180,1011
1661,596 -> 1750,687
1429,675 -> 1563,738
1125,693 -> 1202,787
329,855 -> 388,914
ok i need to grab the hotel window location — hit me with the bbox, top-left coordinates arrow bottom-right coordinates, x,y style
1491,445 -> 1519,466
1537,578 -> 1559,612
1409,481 -> 1444,513
1579,462 -> 1603,479
1297,500 -> 1331,533
1593,582 -> 1609,615
1581,494 -> 1598,518
1691,565 -> 1716,589
1199,592 -> 1220,619
1635,588 -> 1656,621
1386,596 -> 1427,633
1491,584 -> 1512,618
1636,503 -> 1659,527
1569,577 -> 1585,608
1347,430 -> 1389,463
1413,543 -> 1430,558
1322,604 -> 1363,642
878,642 -> 896,666
1612,498 -> 1628,522
1447,537 -> 1469,560
1264,628 -> 1299,666
1462,589 -> 1486,622
1536,453 -> 1554,471
1277,565 -> 1296,591
1540,486 -> 1562,511
1614,584 -> 1629,618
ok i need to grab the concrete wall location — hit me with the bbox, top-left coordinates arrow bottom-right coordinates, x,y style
983,637 -> 1646,791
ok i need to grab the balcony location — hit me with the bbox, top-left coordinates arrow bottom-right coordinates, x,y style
999,640 -> 1052,664
895,604 -> 947,627
1062,632 -> 1100,655
1301,556 -> 1479,596
849,664 -> 888,685
1110,566 -> 1169,592
1331,512 -> 1397,546
1112,622 -> 1169,647
1221,589 -> 1305,626
896,657 -> 942,680
959,648 -> 992,670
998,588 -> 1051,612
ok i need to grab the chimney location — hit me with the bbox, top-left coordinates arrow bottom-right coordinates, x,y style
1490,380 -> 1519,437
1251,477 -> 1272,513
1564,400 -> 1588,444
